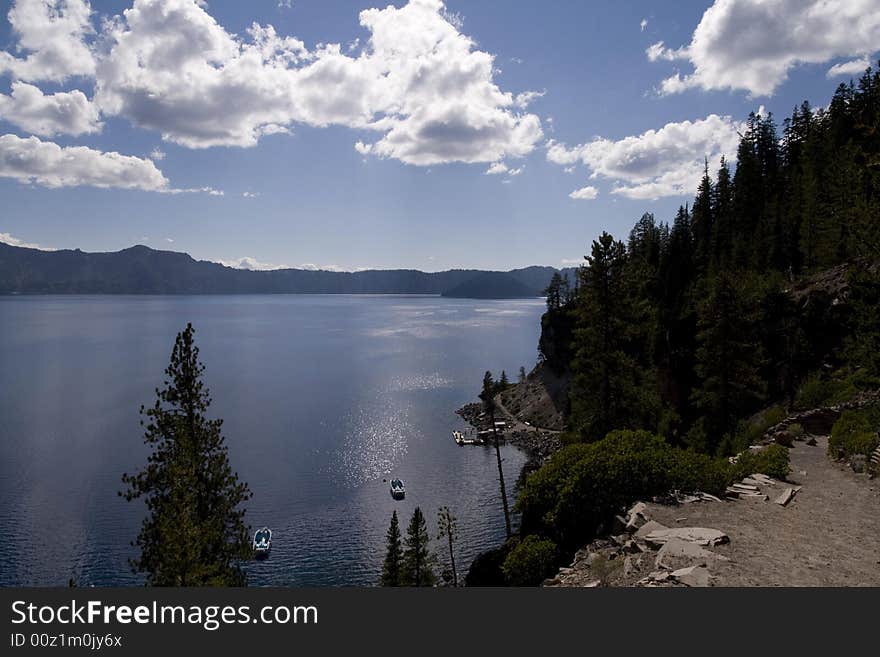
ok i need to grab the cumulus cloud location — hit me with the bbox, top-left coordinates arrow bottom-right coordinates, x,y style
0,81 -> 101,136
548,114 -> 742,200
485,161 -> 508,175
827,56 -> 872,78
0,231 -> 54,250
569,185 -> 598,200
640,18 -> 648,32
149,147 -> 165,160
0,0 -> 96,82
0,133 -> 221,193
0,0 -> 542,192
91,0 -> 542,164
649,0 -> 880,97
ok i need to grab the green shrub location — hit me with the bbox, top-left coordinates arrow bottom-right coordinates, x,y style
731,444 -> 791,481
730,405 -> 787,454
465,543 -> 511,587
794,374 -> 857,410
829,408 -> 880,459
788,423 -> 805,438
517,430 -> 731,551
501,536 -> 558,586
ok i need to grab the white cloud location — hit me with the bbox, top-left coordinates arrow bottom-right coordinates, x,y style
514,90 -> 545,109
569,185 -> 598,200
640,18 -> 648,32
827,56 -> 872,78
560,258 -> 583,266
485,161 -> 508,175
0,81 -> 101,136
277,1 -> 293,9
0,0 -> 96,82
242,191 -> 260,197
165,237 -> 173,243
649,0 -> 880,97
0,231 -> 55,250
0,133 -> 221,193
149,147 -> 165,160
91,0 -> 542,164
548,114 -> 742,200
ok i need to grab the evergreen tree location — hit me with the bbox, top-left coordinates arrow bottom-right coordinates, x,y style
121,324 -> 252,586
570,232 -> 648,440
402,507 -> 436,587
380,510 -> 403,586
436,506 -> 459,587
692,159 -> 714,272
518,366 -> 527,383
691,274 -> 766,450
499,370 -> 510,389
544,272 -> 564,311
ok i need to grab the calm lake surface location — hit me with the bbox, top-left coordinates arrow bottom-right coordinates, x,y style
0,295 -> 544,586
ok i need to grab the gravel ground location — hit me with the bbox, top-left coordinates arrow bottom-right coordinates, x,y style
642,436 -> 880,586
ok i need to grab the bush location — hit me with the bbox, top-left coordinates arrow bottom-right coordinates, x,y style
729,405 -> 787,454
502,536 -> 558,586
464,543 -> 511,587
788,423 -> 805,439
794,373 -> 857,411
829,408 -> 880,459
731,444 -> 791,481
517,430 -> 731,551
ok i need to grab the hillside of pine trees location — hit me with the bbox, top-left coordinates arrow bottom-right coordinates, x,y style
537,66 -> 880,455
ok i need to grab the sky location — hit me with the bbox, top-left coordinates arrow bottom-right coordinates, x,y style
0,0 -> 878,272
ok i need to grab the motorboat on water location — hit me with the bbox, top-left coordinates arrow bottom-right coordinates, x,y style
390,478 -> 405,499
253,527 -> 272,558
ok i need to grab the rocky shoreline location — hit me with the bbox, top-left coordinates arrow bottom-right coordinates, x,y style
455,400 -> 563,469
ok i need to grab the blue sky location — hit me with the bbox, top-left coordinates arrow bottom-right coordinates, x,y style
0,0 -> 877,271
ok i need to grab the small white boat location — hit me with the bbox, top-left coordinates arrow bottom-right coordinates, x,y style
390,478 -> 405,499
253,527 -> 272,558
453,430 -> 483,446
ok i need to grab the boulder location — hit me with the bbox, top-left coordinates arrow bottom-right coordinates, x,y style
644,527 -> 729,548
634,520 -> 668,542
774,431 -> 795,447
654,537 -> 730,570
624,502 -> 649,531
774,487 -> 797,506
850,455 -> 867,473
670,565 -> 713,587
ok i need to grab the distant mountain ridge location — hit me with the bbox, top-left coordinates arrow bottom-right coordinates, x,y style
0,242 -> 578,298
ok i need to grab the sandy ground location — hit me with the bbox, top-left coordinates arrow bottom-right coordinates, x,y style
644,436 -> 880,586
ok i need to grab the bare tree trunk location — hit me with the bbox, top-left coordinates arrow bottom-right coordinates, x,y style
490,404 -> 512,539
446,528 -> 457,587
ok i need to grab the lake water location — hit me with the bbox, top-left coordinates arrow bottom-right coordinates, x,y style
0,295 -> 544,586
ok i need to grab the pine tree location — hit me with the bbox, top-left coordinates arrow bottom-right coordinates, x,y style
518,366 -> 527,383
570,232 -> 647,440
402,507 -> 436,587
692,159 -> 714,272
436,507 -> 459,587
544,272 -> 564,311
380,511 -> 403,586
121,324 -> 252,586
499,370 -> 510,389
691,275 -> 766,450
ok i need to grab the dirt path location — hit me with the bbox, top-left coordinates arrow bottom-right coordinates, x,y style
644,436 -> 880,586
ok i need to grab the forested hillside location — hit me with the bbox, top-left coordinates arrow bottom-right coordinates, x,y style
538,66 -> 880,455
